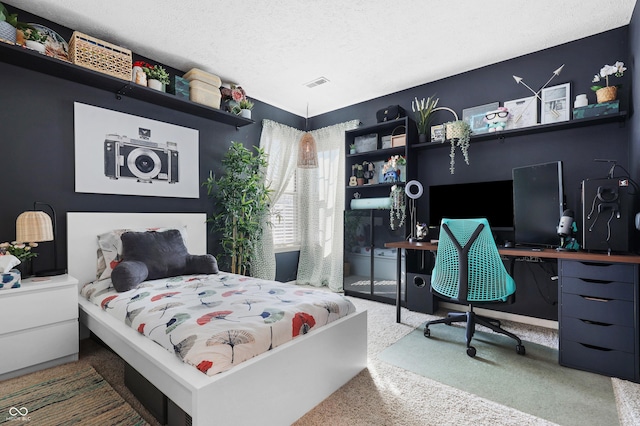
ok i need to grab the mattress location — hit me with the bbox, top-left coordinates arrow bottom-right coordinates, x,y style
81,272 -> 356,376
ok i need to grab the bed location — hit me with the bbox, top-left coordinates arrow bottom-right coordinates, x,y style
67,212 -> 367,426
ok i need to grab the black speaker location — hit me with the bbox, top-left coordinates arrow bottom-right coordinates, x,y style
406,273 -> 438,314
582,177 -> 635,252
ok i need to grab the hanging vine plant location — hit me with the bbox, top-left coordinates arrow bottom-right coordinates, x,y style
203,142 -> 272,276
389,184 -> 406,230
445,120 -> 471,174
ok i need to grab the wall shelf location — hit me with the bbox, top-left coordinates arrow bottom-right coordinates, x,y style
411,112 -> 627,150
0,42 -> 254,128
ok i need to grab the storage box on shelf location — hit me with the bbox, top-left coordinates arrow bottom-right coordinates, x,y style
183,68 -> 222,109
68,31 -> 132,81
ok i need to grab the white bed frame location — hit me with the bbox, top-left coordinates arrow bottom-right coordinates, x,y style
67,212 -> 367,426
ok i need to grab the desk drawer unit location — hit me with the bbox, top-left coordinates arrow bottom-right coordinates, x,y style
558,260 -> 639,381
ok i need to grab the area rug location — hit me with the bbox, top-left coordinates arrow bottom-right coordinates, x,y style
377,323 -> 619,426
0,364 -> 147,425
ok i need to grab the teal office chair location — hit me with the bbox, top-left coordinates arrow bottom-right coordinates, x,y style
424,218 -> 526,357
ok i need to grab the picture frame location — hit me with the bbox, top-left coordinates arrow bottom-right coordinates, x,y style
430,124 -> 445,143
462,102 -> 500,135
503,96 -> 538,130
541,83 -> 570,124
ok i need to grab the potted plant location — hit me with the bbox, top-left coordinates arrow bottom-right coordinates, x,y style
0,2 -> 18,43
591,61 -> 626,103
23,26 -> 46,53
143,64 -> 170,91
445,120 -> 471,174
231,98 -> 255,119
203,142 -> 272,276
412,95 -> 439,143
349,143 -> 356,154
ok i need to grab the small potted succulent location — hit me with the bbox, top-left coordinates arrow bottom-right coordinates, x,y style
143,64 -> 171,91
231,98 -> 255,119
349,143 -> 356,154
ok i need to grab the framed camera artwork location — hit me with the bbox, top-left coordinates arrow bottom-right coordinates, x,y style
462,102 -> 500,135
430,124 -> 445,143
541,83 -> 571,124
503,96 -> 538,130
74,102 -> 200,198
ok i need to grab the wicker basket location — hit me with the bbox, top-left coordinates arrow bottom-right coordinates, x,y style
595,86 -> 617,104
68,31 -> 132,81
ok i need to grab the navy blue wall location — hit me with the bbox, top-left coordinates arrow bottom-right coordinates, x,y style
0,5 -> 304,273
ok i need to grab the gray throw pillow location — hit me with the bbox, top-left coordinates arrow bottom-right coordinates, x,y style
111,229 -> 218,292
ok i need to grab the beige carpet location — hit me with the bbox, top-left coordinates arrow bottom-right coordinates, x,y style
2,296 -> 639,426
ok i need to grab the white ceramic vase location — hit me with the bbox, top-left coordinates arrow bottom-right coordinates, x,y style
240,109 -> 252,119
147,78 -> 164,91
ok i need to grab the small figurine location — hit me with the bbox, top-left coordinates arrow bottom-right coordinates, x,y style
484,107 -> 510,132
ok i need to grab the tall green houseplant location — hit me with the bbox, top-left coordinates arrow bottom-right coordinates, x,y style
203,142 -> 271,276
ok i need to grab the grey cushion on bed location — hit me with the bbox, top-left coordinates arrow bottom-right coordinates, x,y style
111,229 -> 218,292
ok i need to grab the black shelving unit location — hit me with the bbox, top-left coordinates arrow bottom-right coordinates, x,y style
0,41 -> 253,128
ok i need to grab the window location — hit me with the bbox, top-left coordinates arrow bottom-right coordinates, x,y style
271,172 -> 299,250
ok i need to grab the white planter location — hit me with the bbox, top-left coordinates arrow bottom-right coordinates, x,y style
240,109 -> 252,119
147,78 -> 164,91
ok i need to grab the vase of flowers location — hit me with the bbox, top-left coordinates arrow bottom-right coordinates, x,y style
591,61 -> 626,104
412,95 -> 439,143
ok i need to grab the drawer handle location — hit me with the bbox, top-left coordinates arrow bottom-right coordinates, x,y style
579,343 -> 612,352
579,262 -> 613,268
581,296 -> 611,302
580,319 -> 612,327
579,278 -> 613,284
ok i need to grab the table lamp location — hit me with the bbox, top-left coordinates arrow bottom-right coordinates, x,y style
16,202 -> 66,276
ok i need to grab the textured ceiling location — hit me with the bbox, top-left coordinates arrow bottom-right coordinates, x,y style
5,0 -> 637,117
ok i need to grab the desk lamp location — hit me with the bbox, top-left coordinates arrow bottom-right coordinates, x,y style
16,202 -> 66,276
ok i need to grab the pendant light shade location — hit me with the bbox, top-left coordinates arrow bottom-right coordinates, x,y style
297,132 -> 318,169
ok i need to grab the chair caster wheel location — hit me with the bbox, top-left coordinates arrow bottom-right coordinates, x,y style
466,346 -> 476,357
516,344 -> 526,355
424,328 -> 431,337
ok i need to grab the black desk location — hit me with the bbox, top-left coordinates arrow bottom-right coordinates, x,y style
385,241 -> 640,381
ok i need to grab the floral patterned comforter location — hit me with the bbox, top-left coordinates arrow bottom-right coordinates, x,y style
81,273 -> 356,376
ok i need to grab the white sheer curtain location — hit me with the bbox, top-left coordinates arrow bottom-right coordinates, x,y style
254,120 -> 301,280
296,120 -> 359,291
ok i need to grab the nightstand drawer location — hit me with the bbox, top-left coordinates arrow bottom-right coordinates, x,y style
560,260 -> 635,282
562,293 -> 634,326
561,276 -> 634,301
560,339 -> 635,380
0,321 -> 78,376
0,284 -> 77,334
561,316 -> 634,352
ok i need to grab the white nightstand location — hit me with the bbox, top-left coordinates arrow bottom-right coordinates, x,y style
0,274 -> 79,381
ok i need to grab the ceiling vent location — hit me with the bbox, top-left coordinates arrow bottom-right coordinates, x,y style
304,77 -> 330,88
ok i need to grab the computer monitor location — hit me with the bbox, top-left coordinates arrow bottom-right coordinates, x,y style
512,161 -> 565,247
428,180 -> 514,230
